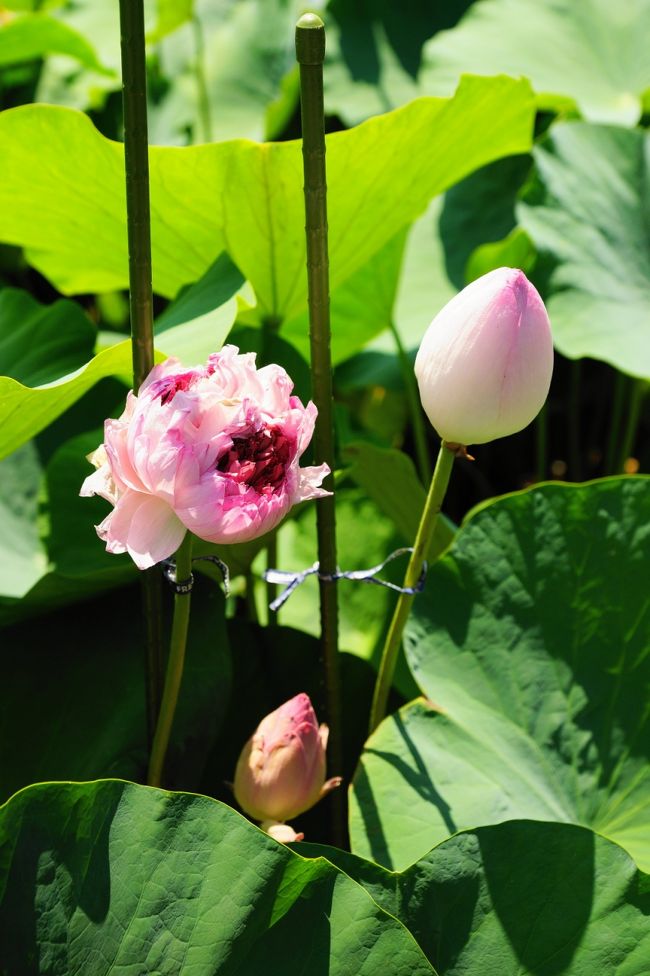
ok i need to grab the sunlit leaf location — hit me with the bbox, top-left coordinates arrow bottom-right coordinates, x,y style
0,780 -> 437,975
420,0 -> 650,125
518,122 -> 650,379
350,478 -> 650,871
0,76 -> 535,322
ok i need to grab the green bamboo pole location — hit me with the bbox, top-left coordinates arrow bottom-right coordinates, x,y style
295,14 -> 343,838
535,403 -> 548,482
369,443 -> 455,733
119,0 -> 165,745
147,533 -> 193,787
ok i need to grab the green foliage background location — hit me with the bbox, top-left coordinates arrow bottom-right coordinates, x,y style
0,1 -> 648,973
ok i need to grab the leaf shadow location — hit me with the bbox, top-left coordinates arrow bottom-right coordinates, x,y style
362,708 -> 458,861
479,822 -> 595,976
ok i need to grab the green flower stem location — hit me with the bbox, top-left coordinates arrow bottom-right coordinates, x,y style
369,442 -> 455,733
295,14 -> 342,838
119,0 -> 164,744
192,13 -> 213,142
147,532 -> 193,788
390,321 -> 431,484
568,360 -> 582,480
605,370 -> 626,475
616,379 -> 646,474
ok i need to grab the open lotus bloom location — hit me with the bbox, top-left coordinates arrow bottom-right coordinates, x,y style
234,693 -> 342,830
80,346 -> 330,569
415,267 -> 553,446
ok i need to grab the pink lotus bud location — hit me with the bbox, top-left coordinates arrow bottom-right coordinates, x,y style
414,268 -> 553,446
80,346 -> 330,569
234,693 -> 342,824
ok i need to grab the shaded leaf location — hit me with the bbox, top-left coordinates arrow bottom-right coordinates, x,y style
0,12 -> 111,73
0,580 -> 231,803
302,821 -> 650,975
324,0 -> 472,125
0,288 -> 95,387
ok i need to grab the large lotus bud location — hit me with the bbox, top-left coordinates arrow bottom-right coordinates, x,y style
234,693 -> 341,825
414,268 -> 553,446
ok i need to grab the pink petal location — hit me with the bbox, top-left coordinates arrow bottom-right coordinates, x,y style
296,464 -> 331,502
97,491 -> 186,570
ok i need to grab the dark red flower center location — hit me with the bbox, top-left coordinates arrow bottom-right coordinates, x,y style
217,427 -> 294,494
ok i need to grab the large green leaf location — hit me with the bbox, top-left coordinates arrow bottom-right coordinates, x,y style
302,821 -> 650,975
420,0 -> 650,125
0,76 -> 534,316
0,780 -> 436,975
0,12 -> 111,73
0,288 -> 96,386
0,580 -> 231,803
518,122 -> 650,380
350,477 -> 650,871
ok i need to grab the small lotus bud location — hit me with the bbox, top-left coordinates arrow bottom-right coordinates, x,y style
234,693 -> 342,824
414,268 -> 553,446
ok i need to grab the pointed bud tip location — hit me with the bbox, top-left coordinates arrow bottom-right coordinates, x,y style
296,12 -> 324,30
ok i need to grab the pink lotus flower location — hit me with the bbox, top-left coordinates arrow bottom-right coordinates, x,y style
415,268 -> 553,446
80,347 -> 329,569
234,693 -> 342,826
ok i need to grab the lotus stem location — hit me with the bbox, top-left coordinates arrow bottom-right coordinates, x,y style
295,13 -> 343,842
568,360 -> 581,480
147,533 -> 193,787
369,442 -> 455,733
119,0 -> 164,745
617,379 -> 646,474
192,14 -> 213,142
